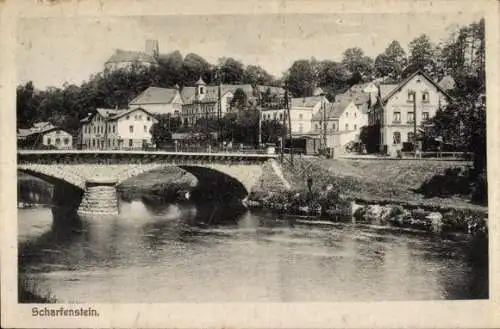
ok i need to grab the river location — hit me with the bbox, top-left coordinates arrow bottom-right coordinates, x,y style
18,196 -> 488,302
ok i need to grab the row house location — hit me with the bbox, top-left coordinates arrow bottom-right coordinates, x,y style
80,107 -> 158,150
369,70 -> 452,155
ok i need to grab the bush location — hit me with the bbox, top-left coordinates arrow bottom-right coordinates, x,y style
417,166 -> 472,198
471,172 -> 488,205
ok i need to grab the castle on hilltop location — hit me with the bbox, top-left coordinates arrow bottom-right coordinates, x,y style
105,40 -> 160,71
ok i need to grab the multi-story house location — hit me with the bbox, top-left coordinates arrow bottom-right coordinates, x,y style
129,86 -> 183,117
369,70 -> 452,155
80,107 -> 158,150
260,95 -> 330,135
311,99 -> 368,152
17,122 -> 73,150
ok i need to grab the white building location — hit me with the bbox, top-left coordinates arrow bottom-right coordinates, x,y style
311,99 -> 368,151
80,107 -> 158,150
17,122 -> 73,149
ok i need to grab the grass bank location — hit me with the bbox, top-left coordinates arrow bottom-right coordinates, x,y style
281,157 -> 487,215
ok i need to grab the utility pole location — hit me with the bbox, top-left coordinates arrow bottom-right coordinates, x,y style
413,91 -> 417,158
285,90 -> 293,166
218,69 -> 222,144
258,91 -> 262,148
322,98 -> 327,151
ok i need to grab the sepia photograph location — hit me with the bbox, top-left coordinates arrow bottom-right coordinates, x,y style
1,0 -> 498,327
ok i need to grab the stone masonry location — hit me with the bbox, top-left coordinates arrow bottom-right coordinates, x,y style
17,151 -> 290,216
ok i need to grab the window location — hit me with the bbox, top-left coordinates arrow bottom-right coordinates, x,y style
113,125 -> 116,133
93,126 -> 96,134
393,111 -> 401,123
64,138 -> 69,145
407,132 -> 415,143
126,115 -> 130,120
346,111 -> 349,117
355,112 -> 357,118
422,92 -> 429,102
147,116 -> 150,121
393,132 -> 401,144
332,123 -> 336,131
129,139 -> 133,147
407,112 -> 415,123
279,113 -> 283,120
92,139 -> 95,147
200,86 -> 204,94
47,138 -> 51,145
144,125 -> 147,132
407,91 -> 415,103
129,125 -> 134,133
345,123 -> 349,131
298,123 -> 303,133
299,113 -> 303,120
354,124 -> 357,130
315,124 -> 319,131
422,112 -> 429,121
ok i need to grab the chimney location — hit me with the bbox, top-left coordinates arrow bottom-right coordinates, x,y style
145,39 -> 159,58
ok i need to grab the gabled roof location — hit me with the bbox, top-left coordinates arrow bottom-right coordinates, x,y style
105,49 -> 158,65
291,96 -> 326,108
378,84 -> 398,101
129,87 -> 180,105
438,75 -> 456,91
312,99 -> 354,120
109,107 -> 156,121
381,70 -> 452,103
181,84 -> 257,105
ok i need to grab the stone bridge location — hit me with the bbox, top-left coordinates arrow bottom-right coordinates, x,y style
18,150 -> 289,216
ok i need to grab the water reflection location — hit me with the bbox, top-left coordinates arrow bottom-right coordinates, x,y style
18,197 -> 488,303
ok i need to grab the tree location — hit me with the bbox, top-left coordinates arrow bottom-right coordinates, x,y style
150,115 -> 174,149
285,59 -> 316,97
341,47 -> 374,80
157,50 -> 184,86
261,119 -> 287,144
406,34 -> 438,76
181,53 -> 213,85
374,40 -> 407,79
230,88 -> 248,110
218,57 -> 245,84
242,65 -> 274,85
316,60 -> 349,95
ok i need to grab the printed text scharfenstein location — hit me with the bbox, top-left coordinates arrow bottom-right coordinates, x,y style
32,307 -> 99,317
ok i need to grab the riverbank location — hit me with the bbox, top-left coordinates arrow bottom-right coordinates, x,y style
248,157 -> 488,234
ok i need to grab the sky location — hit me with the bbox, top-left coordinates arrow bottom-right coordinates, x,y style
17,12 -> 484,89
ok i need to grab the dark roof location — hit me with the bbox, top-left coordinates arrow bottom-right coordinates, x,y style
129,87 -> 179,105
311,99 -> 353,120
110,107 -> 156,121
381,70 -> 452,103
291,96 -> 325,108
105,49 -> 158,65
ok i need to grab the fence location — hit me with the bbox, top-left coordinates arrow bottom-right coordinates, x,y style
400,151 -> 474,160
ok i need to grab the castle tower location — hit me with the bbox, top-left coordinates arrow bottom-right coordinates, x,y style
145,39 -> 159,58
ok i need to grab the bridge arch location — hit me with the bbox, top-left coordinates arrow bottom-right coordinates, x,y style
116,163 -> 264,202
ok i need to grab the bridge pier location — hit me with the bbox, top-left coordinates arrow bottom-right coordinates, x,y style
77,178 -> 119,217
